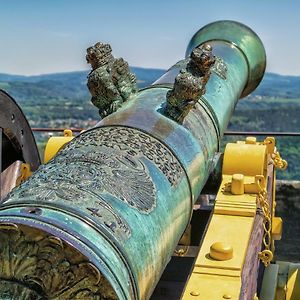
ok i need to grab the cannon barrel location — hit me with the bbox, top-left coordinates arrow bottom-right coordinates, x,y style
0,21 -> 266,299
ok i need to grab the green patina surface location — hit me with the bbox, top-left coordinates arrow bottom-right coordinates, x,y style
0,20 -> 266,300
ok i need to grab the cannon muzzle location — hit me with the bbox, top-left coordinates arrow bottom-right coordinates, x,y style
0,21 -> 266,300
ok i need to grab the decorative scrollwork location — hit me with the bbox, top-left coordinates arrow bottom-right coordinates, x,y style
212,56 -> 227,80
0,223 -> 118,299
5,126 -> 183,241
61,126 -> 184,187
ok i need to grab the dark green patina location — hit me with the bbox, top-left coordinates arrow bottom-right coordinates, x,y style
0,21 -> 266,299
185,20 -> 266,98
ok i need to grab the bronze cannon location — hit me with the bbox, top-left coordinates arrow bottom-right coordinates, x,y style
0,21 -> 266,299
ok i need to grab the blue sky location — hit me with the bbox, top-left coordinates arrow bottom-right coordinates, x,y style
0,0 -> 299,75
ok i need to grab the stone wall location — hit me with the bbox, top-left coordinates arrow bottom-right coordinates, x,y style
275,180 -> 300,262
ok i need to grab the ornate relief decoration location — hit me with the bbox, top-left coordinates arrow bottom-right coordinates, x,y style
5,127 -> 184,241
212,56 -> 227,80
0,223 -> 118,299
165,44 -> 216,123
86,42 -> 137,119
60,126 -> 183,187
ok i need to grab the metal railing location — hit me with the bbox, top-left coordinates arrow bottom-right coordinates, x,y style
224,131 -> 300,137
32,128 -> 300,137
32,127 -> 83,133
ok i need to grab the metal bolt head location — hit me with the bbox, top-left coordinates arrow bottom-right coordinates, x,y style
209,242 -> 233,261
223,294 -> 232,299
190,291 -> 200,296
231,173 -> 245,195
245,136 -> 257,144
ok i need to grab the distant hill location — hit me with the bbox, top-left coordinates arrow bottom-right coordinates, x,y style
0,67 -> 300,179
0,67 -> 166,84
1,69 -> 300,103
251,73 -> 300,98
0,67 -> 166,102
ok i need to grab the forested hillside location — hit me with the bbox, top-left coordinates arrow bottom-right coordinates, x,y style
1,68 -> 299,179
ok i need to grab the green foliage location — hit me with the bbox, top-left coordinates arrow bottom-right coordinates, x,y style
0,82 -> 10,89
228,95 -> 300,180
0,69 -> 299,179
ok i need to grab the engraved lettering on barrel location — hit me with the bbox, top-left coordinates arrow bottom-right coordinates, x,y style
86,200 -> 131,238
87,207 -> 102,218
